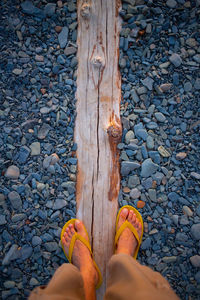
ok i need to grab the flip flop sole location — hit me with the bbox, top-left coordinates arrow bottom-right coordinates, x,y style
60,219 -> 102,289
115,205 -> 144,259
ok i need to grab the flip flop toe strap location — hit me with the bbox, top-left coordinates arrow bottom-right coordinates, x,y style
69,233 -> 92,263
115,220 -> 140,247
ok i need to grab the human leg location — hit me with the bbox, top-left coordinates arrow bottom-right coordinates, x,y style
29,220 -> 99,300
104,208 -> 179,300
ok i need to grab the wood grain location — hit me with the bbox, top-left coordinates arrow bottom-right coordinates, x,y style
75,0 -> 121,297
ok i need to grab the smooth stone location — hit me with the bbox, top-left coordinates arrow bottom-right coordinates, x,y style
152,172 -> 164,184
130,89 -> 140,103
168,192 -> 179,202
53,199 -> 67,210
194,78 -> 200,90
166,0 -> 177,8
125,130 -> 135,144
30,277 -> 39,286
19,245 -> 33,260
38,123 -> 51,139
37,182 -> 45,192
5,165 -> 20,179
141,77 -> 154,91
0,215 -> 6,225
184,81 -> 192,92
128,175 -> 140,188
35,55 -> 44,62
136,129 -> 148,141
191,224 -> 200,240
32,236 -> 42,246
44,3 -> 56,16
186,38 -> 197,48
169,53 -> 182,67
8,191 -> 22,210
183,206 -> 193,217
158,146 -> 170,158
146,136 -> 154,149
18,146 -> 30,163
64,46 -> 77,56
176,152 -> 187,160
148,189 -> 157,202
12,68 -> 22,75
130,188 -> 141,199
121,161 -> 140,176
162,256 -> 177,263
141,237 -> 151,250
44,242 -> 58,252
3,281 -> 15,289
21,0 -> 43,16
2,244 -> 19,265
155,112 -> 166,122
141,159 -> 158,178
30,142 -> 40,156
11,213 -> 26,222
190,255 -> 200,268
191,172 -> 200,180
58,27 -> 69,48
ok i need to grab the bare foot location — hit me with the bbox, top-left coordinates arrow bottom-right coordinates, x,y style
62,220 -> 98,289
116,208 -> 142,256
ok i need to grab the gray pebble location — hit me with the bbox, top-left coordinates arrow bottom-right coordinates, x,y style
5,165 -> 20,179
121,161 -> 140,176
58,27 -> 69,49
141,77 -> 154,91
30,142 -> 41,156
169,53 -> 182,67
141,158 -> 158,177
8,191 -> 22,210
130,188 -> 141,199
155,112 -> 166,122
190,255 -> 200,268
166,0 -> 177,8
191,224 -> 200,240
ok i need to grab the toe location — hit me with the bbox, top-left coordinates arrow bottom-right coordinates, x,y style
74,220 -> 89,242
75,220 -> 83,232
121,208 -> 129,219
128,210 -> 133,222
69,224 -> 75,235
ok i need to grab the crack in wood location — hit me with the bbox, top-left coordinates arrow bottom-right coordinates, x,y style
75,1 -> 121,297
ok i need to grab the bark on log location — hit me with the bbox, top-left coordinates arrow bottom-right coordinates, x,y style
75,0 -> 121,297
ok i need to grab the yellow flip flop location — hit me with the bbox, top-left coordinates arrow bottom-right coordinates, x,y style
115,205 -> 144,259
60,219 -> 102,289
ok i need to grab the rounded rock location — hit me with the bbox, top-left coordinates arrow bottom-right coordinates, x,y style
191,224 -> 200,240
5,165 -> 20,179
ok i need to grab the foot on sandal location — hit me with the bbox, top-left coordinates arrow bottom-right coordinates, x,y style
116,208 -> 142,256
61,220 -> 98,285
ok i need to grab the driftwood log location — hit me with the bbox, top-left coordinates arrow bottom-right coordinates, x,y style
75,0 -> 121,297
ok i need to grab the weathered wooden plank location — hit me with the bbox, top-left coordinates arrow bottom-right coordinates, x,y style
75,0 -> 121,297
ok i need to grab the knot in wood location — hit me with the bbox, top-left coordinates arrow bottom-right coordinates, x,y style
92,56 -> 104,68
81,3 -> 91,18
107,125 -> 121,142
